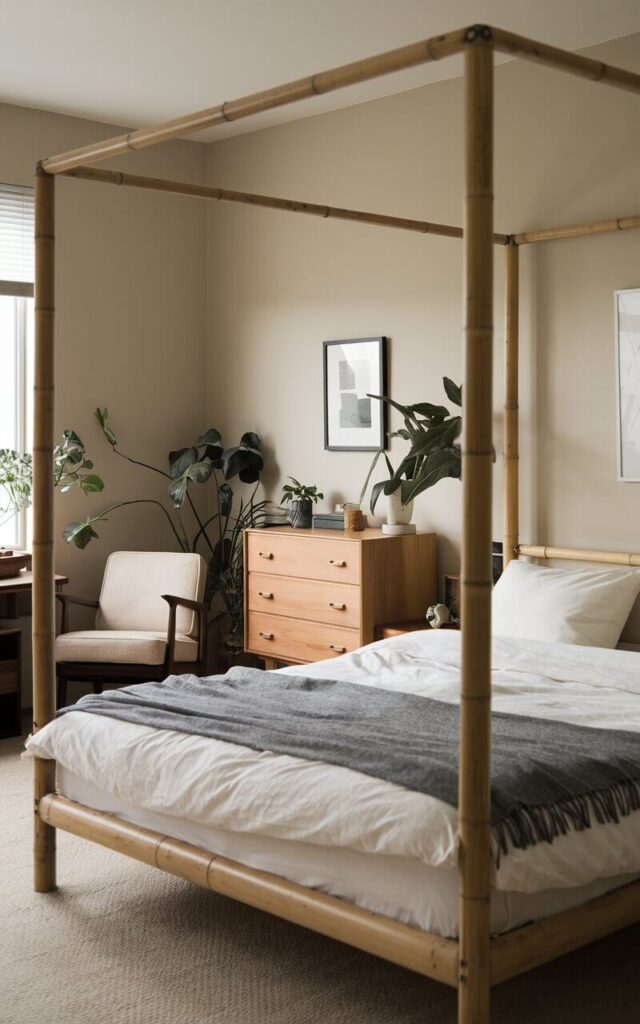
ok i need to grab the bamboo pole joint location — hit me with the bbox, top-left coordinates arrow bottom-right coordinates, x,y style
463,25 -> 493,45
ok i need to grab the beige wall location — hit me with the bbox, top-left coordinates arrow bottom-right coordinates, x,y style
205,32 -> 640,641
0,103 -> 208,698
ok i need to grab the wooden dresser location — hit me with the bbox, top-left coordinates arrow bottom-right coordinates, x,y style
244,526 -> 437,667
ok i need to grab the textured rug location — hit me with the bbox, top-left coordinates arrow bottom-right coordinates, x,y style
2,735 -> 639,1024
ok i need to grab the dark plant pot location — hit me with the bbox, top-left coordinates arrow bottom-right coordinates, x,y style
289,498 -> 312,528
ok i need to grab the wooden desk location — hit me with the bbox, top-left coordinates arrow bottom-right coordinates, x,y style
0,570 -> 68,618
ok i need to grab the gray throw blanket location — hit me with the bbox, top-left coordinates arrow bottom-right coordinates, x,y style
60,667 -> 640,857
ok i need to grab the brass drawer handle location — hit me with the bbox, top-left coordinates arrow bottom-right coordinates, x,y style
258,591 -> 274,599
328,559 -> 347,567
329,644 -> 347,653
258,551 -> 273,559
329,602 -> 346,610
259,631 -> 274,640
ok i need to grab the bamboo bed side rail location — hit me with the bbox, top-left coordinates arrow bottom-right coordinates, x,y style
39,28 -> 468,175
513,213 -> 640,246
39,25 -> 640,176
518,544 -> 640,567
61,165 -> 511,244
490,878 -> 640,985
38,793 -> 460,987
492,28 -> 640,94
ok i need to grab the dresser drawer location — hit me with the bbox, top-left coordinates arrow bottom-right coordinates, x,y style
248,573 -> 360,628
248,612 -> 361,663
247,532 -> 360,584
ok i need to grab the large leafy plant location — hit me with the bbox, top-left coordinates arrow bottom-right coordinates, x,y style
64,410 -> 270,647
367,377 -> 462,514
0,431 -> 103,534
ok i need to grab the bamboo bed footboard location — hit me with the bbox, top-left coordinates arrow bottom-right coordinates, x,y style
32,21 -> 640,1024
37,792 -> 640,990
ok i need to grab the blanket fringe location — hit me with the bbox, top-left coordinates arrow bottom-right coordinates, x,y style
494,776 -> 640,858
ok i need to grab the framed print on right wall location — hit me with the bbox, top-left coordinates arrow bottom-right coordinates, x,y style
615,288 -> 640,481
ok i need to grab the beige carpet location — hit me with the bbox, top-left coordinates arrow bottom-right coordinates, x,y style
2,735 -> 639,1024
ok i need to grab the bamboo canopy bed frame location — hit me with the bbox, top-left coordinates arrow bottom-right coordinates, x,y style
30,25 -> 640,1024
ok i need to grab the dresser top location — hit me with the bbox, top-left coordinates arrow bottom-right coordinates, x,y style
247,526 -> 434,542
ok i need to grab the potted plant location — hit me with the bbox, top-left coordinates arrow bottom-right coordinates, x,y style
365,377 -> 463,531
64,411 -> 272,656
280,478 -> 324,529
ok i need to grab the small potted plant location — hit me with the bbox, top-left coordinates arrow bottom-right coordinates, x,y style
363,377 -> 463,532
280,477 -> 324,529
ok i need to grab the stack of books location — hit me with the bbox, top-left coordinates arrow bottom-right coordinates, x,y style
312,512 -> 345,530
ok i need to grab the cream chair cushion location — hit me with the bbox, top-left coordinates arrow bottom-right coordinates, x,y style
95,551 -> 206,637
56,630 -> 198,665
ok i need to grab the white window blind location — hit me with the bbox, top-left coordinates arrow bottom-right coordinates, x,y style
0,184 -> 35,287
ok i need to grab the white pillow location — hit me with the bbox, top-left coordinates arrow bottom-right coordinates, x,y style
492,560 -> 640,649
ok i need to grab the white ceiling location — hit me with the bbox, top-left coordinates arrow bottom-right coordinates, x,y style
2,0 -> 640,143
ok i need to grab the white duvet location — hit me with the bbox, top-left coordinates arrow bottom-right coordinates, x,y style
26,630 -> 640,895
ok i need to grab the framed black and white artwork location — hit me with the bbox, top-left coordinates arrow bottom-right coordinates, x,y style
323,337 -> 388,451
615,289 -> 640,481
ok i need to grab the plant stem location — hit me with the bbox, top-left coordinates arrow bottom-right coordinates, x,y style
91,499 -> 186,550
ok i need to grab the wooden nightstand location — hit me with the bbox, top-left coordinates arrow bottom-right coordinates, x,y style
244,526 -> 437,667
375,619 -> 460,641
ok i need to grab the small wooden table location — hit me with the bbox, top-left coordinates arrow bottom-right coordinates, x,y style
0,570 -> 68,617
375,619 -> 460,641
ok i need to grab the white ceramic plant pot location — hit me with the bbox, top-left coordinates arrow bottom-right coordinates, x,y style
384,490 -> 414,528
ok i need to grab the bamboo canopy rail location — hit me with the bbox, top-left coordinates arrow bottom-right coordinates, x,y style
32,23 -> 640,1024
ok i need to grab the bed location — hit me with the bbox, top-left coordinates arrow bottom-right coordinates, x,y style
29,22 -> 640,1023
26,630 -> 640,939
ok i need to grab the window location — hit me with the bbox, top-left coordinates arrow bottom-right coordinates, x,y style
0,184 -> 34,549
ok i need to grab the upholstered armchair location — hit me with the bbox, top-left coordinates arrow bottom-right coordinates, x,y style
56,551 -> 208,707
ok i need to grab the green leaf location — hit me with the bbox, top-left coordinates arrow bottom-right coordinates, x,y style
443,377 -> 462,408
369,479 -> 390,515
186,460 -> 214,484
409,402 -> 450,422
80,474 -> 104,494
95,408 -> 117,447
168,476 -> 188,509
63,520 -> 99,549
169,447 -> 197,479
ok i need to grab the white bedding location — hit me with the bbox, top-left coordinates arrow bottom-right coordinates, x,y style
27,630 -> 640,897
58,765 -> 636,939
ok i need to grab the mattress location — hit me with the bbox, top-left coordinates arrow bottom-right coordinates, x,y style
58,765 -> 637,939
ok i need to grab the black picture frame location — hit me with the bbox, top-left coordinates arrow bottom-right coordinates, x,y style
323,337 -> 388,451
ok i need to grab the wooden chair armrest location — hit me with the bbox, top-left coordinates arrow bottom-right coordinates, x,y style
55,594 -> 100,610
161,594 -> 205,613
56,593 -> 100,635
161,595 -> 208,672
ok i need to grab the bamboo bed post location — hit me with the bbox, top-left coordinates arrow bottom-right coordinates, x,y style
458,26 -> 494,1024
33,167 -> 57,893
503,242 -> 519,568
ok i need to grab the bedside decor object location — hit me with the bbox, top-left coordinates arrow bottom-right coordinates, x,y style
244,526 -> 436,667
323,337 -> 387,451
366,377 -> 463,532
615,288 -> 640,480
312,512 -> 345,530
343,503 -> 366,531
426,603 -> 451,628
280,478 -> 324,529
